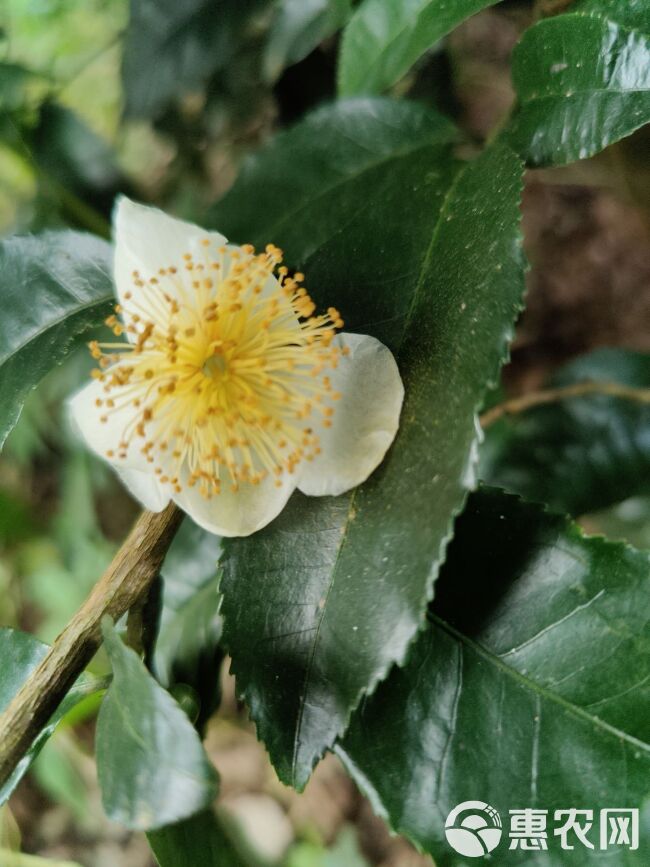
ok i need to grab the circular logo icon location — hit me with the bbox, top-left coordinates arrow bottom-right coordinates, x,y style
445,801 -> 502,857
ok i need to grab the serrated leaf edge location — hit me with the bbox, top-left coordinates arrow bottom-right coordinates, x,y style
335,486 -> 650,856
221,144 -> 527,790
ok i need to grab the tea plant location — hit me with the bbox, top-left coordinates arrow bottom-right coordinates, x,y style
0,1 -> 648,864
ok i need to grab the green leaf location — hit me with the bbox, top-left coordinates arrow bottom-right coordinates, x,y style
0,628 -> 103,805
32,734 -> 89,822
264,0 -> 352,82
96,619 -> 218,831
0,61 -> 41,113
208,97 -> 460,267
572,0 -> 649,31
30,101 -> 129,217
122,0 -> 270,118
0,489 -> 36,543
0,231 -> 113,451
505,1 -> 650,166
148,810 -> 248,867
337,0 -> 501,96
212,99 -> 525,789
337,487 -> 650,866
481,349 -> 650,516
155,518 -> 224,730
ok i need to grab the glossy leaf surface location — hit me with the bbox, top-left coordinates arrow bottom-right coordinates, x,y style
0,231 -> 113,450
338,0 -> 500,96
208,97 -> 460,273
0,628 -> 103,805
96,620 -> 218,830
506,1 -> 650,166
338,487 -> 650,865
213,99 -> 525,789
481,349 -> 650,516
572,0 -> 649,31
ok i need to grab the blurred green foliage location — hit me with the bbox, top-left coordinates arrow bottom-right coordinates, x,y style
284,827 -> 369,867
0,0 -> 126,230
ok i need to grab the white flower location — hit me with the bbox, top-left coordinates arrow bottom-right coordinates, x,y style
69,198 -> 404,536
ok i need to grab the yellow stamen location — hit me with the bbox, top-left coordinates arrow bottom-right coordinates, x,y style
89,241 -> 344,497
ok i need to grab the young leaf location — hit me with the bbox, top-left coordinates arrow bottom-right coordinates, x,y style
505,0 -> 650,166
212,99 -> 525,789
481,349 -> 650,516
155,519 -> 223,730
96,619 -> 218,831
264,0 -> 352,83
147,810 -> 248,867
0,628 -> 103,805
122,0 -> 271,118
337,0 -> 501,96
337,488 -> 650,866
0,231 -> 113,451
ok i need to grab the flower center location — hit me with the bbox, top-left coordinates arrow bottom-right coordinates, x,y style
89,239 -> 345,498
202,353 -> 227,380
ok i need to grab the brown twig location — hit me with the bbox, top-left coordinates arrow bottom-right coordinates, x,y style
534,0 -> 575,19
0,503 -> 183,790
480,381 -> 650,429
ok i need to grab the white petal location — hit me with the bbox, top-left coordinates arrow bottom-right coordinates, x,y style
112,197 -> 299,338
113,466 -> 170,512
172,470 -> 297,537
297,333 -> 404,497
67,374 -> 149,472
113,196 -> 228,321
68,379 -> 170,511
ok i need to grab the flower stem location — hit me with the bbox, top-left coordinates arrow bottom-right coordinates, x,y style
480,380 -> 650,429
0,503 -> 183,790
